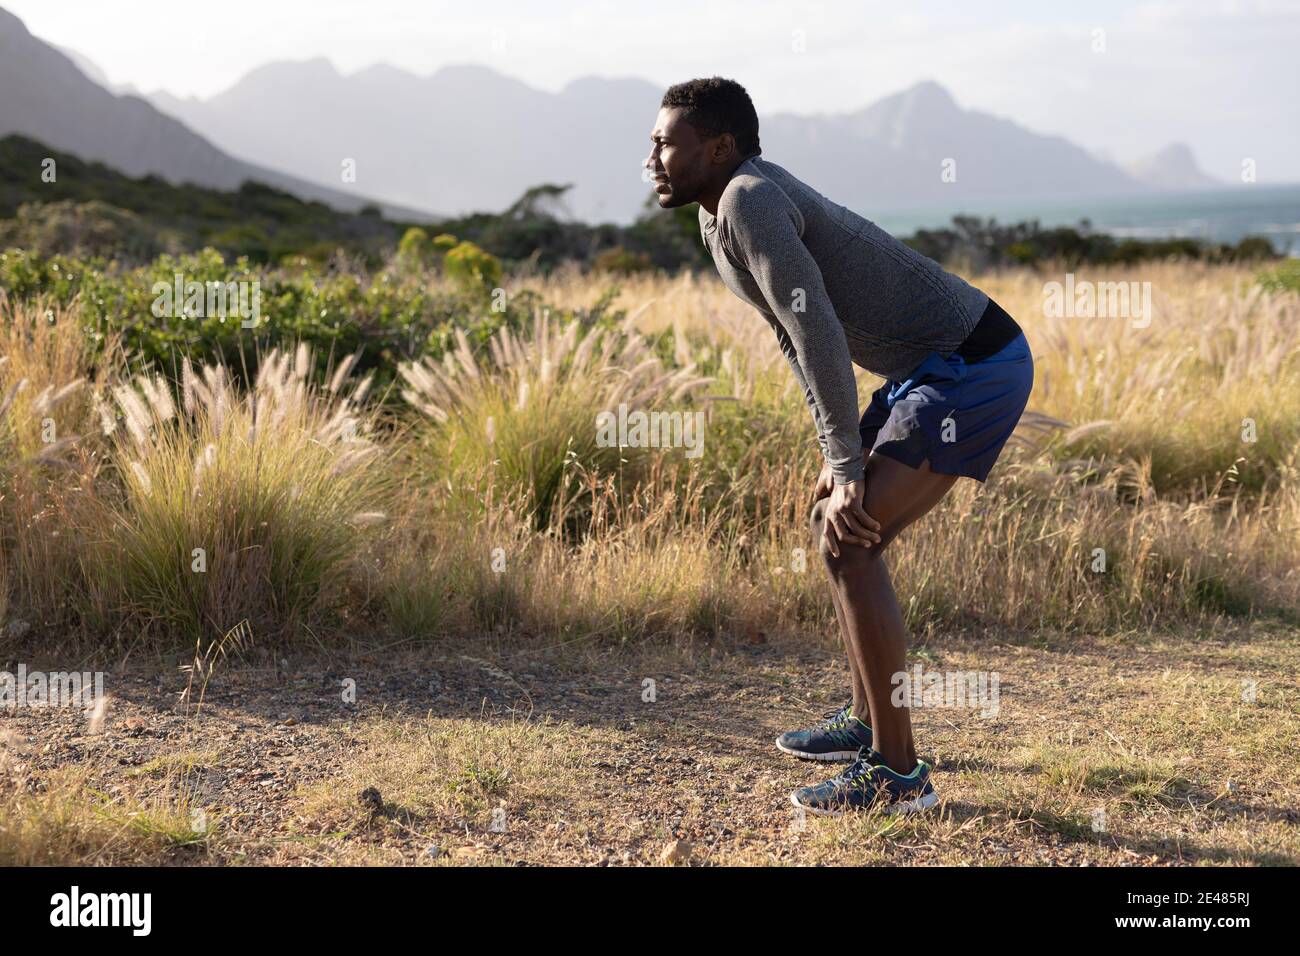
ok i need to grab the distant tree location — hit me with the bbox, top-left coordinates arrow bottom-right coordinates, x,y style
593,245 -> 654,274
0,199 -> 163,259
1230,235 -> 1278,261
502,183 -> 576,221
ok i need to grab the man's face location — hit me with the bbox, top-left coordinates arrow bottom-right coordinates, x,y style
644,106 -> 719,209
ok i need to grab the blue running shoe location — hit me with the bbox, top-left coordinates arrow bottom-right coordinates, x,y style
790,748 -> 938,816
775,704 -> 873,762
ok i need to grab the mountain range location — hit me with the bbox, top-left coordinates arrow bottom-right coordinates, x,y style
1,5 -> 1224,225
0,7 -> 427,220
147,63 -> 1223,225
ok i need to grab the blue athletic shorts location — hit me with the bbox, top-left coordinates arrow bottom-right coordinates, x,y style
858,332 -> 1034,482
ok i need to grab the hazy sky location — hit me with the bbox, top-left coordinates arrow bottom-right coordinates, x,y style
8,0 -> 1300,181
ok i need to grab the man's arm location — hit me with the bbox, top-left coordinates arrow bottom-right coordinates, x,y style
722,186 -> 864,484
756,306 -> 832,459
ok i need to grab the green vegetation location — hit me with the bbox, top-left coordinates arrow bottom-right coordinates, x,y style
6,135 -> 1281,278
1257,258 -> 1300,294
0,135 -> 711,272
905,214 -> 1283,270
0,246 -> 620,400
0,135 -> 399,265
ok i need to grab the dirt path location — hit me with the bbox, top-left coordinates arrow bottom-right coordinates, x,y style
4,624 -> 1297,865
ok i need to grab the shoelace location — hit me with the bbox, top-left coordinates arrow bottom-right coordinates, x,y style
832,747 -> 884,789
815,706 -> 851,732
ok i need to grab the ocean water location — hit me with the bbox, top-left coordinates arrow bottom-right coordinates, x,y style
868,185 -> 1300,255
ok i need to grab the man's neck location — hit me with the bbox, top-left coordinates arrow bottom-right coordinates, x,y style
699,154 -> 753,216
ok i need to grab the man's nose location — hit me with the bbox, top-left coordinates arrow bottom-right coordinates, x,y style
642,152 -> 660,181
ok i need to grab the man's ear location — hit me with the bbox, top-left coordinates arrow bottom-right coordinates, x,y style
710,132 -> 737,165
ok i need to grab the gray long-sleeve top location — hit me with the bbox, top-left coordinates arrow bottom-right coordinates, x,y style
699,155 -> 988,484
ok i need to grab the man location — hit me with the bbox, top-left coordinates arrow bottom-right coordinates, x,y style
644,77 -> 1033,815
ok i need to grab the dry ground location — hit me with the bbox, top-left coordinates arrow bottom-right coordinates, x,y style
3,620 -> 1296,866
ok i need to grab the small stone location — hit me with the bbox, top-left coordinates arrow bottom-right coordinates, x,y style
358,786 -> 384,814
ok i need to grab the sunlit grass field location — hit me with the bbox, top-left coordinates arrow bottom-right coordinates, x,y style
2,257 -> 1297,865
4,259 -> 1298,647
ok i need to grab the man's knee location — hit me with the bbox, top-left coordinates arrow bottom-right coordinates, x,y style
810,498 -> 894,572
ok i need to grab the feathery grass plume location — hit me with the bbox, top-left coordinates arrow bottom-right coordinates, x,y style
0,294 -> 102,462
398,307 -> 712,532
550,261 -> 1300,496
97,345 -> 388,645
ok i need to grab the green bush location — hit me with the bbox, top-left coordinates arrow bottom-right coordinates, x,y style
396,227 -> 434,271
593,246 -> 654,274
0,200 -> 166,260
0,247 -> 618,404
1257,259 -> 1300,294
442,240 -> 502,294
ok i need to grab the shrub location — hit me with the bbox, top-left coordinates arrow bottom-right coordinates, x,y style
442,240 -> 502,294
0,247 -> 538,403
1257,259 -> 1300,295
593,246 -> 654,275
396,227 -> 433,271
0,200 -> 165,260
91,344 -> 387,643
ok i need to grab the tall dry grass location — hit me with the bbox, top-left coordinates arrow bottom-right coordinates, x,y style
980,264 -> 1300,494
391,454 -> 1300,644
2,263 -> 1297,648
523,261 -> 1300,493
384,261 -> 1300,640
0,294 -> 115,634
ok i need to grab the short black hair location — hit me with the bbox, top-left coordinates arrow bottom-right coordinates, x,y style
661,77 -> 761,158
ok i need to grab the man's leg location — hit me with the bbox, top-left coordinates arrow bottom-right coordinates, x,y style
810,454 -> 959,773
811,502 -> 869,715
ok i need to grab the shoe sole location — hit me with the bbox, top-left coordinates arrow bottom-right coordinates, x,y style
789,789 -> 939,817
774,736 -> 861,762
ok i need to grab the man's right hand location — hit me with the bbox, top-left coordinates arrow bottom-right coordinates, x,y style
813,461 -> 834,501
